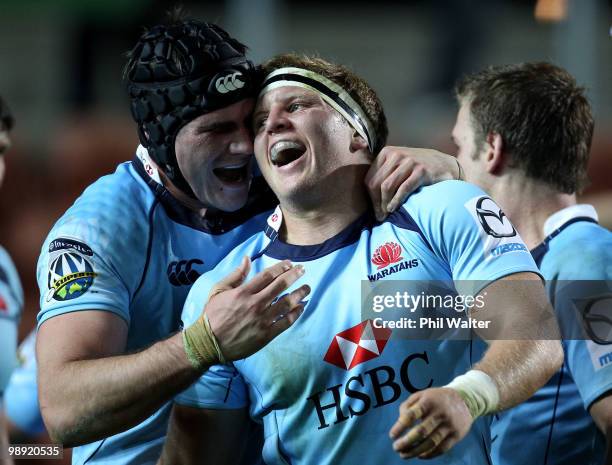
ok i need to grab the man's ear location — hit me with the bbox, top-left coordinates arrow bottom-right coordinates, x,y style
485,132 -> 505,174
350,130 -> 369,153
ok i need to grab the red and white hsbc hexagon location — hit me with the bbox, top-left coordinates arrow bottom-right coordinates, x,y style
323,320 -> 392,370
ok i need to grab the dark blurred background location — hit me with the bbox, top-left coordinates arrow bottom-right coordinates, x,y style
0,0 -> 610,460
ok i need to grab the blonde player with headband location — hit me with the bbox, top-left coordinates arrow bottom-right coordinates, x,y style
160,54 -> 563,465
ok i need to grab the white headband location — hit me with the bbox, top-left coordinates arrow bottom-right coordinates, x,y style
259,67 -> 377,152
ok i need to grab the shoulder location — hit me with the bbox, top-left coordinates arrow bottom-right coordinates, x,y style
37,162 -> 158,301
400,180 -> 502,237
403,180 -> 488,212
42,162 -> 157,261
55,162 -> 155,231
546,223 -> 612,280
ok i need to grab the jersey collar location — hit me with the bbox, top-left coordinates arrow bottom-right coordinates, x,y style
531,204 -> 599,266
261,206 -> 375,261
135,144 -> 163,185
543,204 -> 598,236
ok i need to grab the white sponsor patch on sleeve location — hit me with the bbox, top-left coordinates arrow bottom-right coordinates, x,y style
586,340 -> 612,371
464,196 -> 528,260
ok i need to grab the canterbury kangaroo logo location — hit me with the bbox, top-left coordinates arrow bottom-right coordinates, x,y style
215,71 -> 245,94
167,259 -> 204,286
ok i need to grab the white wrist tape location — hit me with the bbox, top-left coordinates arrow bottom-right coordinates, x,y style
445,370 -> 500,419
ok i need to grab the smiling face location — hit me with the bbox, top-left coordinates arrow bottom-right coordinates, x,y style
174,98 -> 255,212
253,86 -> 368,207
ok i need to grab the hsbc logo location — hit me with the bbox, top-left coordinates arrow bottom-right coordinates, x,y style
215,71 -> 245,94
368,242 -> 419,282
310,321 -> 432,430
324,320 -> 391,370
308,349 -> 433,430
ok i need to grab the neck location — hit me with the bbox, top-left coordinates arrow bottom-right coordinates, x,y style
486,173 -> 576,249
153,162 -> 208,217
279,167 -> 370,245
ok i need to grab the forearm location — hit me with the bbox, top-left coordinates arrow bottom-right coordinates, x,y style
40,332 -> 202,446
474,339 -> 563,410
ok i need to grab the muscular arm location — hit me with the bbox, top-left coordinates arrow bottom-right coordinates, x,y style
589,394 -> 612,464
472,272 -> 564,409
38,259 -> 309,447
390,272 -> 563,459
159,405 -> 249,465
37,311 -> 200,447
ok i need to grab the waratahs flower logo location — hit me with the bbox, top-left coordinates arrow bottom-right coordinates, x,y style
371,242 -> 404,269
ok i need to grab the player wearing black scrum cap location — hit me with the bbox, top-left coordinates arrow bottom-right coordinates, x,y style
35,17 -> 308,465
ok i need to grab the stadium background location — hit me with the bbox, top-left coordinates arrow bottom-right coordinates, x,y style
0,0 -> 610,462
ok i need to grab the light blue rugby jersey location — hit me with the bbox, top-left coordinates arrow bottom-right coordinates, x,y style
491,205 -> 612,465
36,147 -> 275,465
0,244 -> 23,399
178,180 -> 540,465
4,330 -> 45,436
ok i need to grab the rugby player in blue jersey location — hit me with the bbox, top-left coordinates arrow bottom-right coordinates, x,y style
160,54 -> 563,465
451,62 -> 612,465
34,16 -> 457,465
0,96 -> 23,465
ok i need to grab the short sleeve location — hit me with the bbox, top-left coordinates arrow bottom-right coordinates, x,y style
402,181 -> 540,295
36,175 -> 151,327
566,339 -> 612,409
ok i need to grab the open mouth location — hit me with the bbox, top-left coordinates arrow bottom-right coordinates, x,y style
213,161 -> 250,183
270,140 -> 307,167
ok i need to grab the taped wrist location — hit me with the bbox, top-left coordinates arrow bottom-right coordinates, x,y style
182,314 -> 227,370
445,370 -> 499,419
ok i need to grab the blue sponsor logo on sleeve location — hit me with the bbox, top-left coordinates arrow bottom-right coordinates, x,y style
490,242 -> 528,257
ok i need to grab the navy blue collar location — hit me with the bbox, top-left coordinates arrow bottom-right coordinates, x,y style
132,156 -> 277,234
530,216 -> 598,266
258,210 -> 376,262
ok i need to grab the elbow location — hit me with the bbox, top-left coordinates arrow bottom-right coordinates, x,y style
43,416 -> 75,446
39,396 -> 84,447
41,408 -> 76,446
